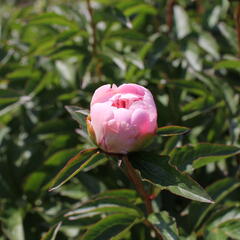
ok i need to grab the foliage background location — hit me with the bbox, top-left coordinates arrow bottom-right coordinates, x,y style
0,0 -> 240,239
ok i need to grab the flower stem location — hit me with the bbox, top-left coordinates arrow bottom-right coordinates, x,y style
123,155 -> 153,214
123,155 -> 163,240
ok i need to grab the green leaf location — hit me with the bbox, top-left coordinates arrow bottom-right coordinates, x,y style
103,7 -> 132,28
40,222 -> 62,240
198,32 -> 219,59
215,60 -> 240,70
148,212 -> 179,240
107,30 -> 146,43
185,42 -> 202,71
33,119 -> 75,134
98,189 -> 138,202
48,148 -> 101,191
124,4 -> 157,16
203,207 -> 240,240
174,5 -> 190,39
189,178 -> 240,230
205,207 -> 240,231
219,219 -> 240,239
162,136 -> 181,155
65,197 -> 142,220
57,182 -> 89,200
205,229 -> 228,240
1,208 -> 25,240
157,125 -> 190,136
65,105 -> 89,129
130,152 -> 213,203
28,13 -> 79,30
81,214 -> 141,240
218,22 -> 238,50
170,143 -> 240,173
23,149 -> 80,193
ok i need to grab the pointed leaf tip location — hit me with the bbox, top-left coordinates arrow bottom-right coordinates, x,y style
48,148 -> 98,191
157,125 -> 190,136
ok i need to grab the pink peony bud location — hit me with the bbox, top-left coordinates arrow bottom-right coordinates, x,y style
87,84 -> 158,154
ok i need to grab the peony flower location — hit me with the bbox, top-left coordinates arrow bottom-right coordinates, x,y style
87,84 -> 158,154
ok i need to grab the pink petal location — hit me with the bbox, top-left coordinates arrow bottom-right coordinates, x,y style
131,108 -> 150,133
113,108 -> 132,124
103,121 -> 138,154
117,84 -> 145,96
90,103 -> 114,144
91,84 -> 117,106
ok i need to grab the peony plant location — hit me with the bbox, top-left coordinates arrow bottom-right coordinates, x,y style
47,83 -> 240,240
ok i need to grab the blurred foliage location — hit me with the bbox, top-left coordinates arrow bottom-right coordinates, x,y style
1,0 -> 240,239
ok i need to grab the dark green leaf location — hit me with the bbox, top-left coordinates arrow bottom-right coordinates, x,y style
65,197 -> 142,220
23,148 -> 80,193
40,222 -> 62,240
189,178 -> 240,230
130,152 -> 213,203
48,148 -> 101,191
81,214 -> 141,240
170,143 -> 240,172
148,212 -> 179,240
65,105 -> 89,129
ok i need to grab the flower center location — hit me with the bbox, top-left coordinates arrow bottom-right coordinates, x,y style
111,94 -> 142,109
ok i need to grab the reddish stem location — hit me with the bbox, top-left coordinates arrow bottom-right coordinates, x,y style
123,155 -> 153,214
122,155 -> 163,239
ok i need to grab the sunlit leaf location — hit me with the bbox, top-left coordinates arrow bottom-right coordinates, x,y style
148,212 -> 179,240
28,13 -> 79,30
157,125 -> 190,136
40,222 -> 62,240
48,148 -> 102,191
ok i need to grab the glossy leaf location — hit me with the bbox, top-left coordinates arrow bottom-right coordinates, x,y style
41,222 -> 62,240
148,212 -> 179,240
81,214 -> 141,240
65,197 -> 142,220
189,178 -> 240,230
130,152 -> 213,203
170,143 -> 240,172
157,126 -> 190,136
48,148 -> 99,191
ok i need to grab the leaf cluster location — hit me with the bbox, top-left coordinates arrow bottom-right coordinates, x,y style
0,0 -> 240,239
